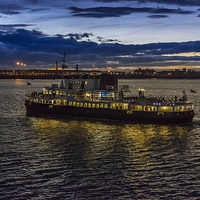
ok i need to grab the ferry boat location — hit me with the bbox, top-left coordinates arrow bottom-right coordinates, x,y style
25,73 -> 194,124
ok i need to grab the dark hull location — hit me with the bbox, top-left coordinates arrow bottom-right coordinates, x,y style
25,100 -> 194,124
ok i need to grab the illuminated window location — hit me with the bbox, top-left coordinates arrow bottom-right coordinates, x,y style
84,103 -> 87,108
123,103 -> 129,110
158,106 -> 173,112
56,91 -> 59,95
88,103 -> 91,108
104,104 -> 108,108
111,103 -> 116,109
73,102 -> 76,106
60,91 -> 63,95
143,106 -> 157,112
43,100 -> 46,104
76,102 -> 80,107
69,102 -> 72,106
80,103 -> 83,107
177,106 -> 185,112
130,105 -> 143,111
186,106 -> 191,111
92,103 -> 95,108
96,104 -> 99,108
85,81 -> 87,85
100,103 -> 104,108
63,91 -> 66,95
68,93 -> 71,96
49,91 -> 52,95
72,92 -> 75,96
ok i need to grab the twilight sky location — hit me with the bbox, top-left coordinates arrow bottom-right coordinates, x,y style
1,0 -> 200,71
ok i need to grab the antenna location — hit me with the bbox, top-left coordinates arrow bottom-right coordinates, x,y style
62,52 -> 66,69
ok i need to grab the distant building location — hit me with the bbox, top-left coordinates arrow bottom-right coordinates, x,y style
134,68 -> 156,75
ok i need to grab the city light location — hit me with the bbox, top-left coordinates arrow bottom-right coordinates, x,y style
16,62 -> 26,66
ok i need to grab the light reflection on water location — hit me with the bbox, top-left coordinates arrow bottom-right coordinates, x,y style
0,79 -> 200,199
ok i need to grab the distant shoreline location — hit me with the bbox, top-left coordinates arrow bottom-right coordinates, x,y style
1,74 -> 200,79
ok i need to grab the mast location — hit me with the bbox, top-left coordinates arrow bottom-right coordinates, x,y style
60,52 -> 66,89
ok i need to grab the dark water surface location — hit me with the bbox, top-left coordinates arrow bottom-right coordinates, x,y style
1,79 -> 200,199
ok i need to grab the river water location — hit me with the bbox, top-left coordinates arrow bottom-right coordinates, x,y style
0,79 -> 200,199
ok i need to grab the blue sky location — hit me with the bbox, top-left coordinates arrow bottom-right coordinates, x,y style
1,0 -> 200,71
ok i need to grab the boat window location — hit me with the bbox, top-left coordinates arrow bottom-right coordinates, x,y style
73,102 -> 76,106
130,105 -> 143,111
123,103 -> 129,110
92,93 -> 99,101
43,100 -> 46,104
92,103 -> 95,108
88,103 -> 91,108
186,106 -> 191,111
158,106 -> 173,112
100,103 -> 104,108
143,106 -> 157,112
111,103 -> 116,109
84,103 -> 87,108
74,81 -> 80,85
76,102 -> 80,107
76,92 -> 84,100
80,103 -> 83,107
175,106 -> 185,112
104,104 -> 108,108
69,102 -> 72,106
62,100 -> 67,105
96,104 -> 99,108
84,92 -> 92,101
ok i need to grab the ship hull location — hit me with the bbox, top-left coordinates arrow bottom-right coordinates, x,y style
25,100 -> 194,124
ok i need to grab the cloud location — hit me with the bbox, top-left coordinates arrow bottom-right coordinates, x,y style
66,33 -> 94,40
1,28 -> 200,69
95,0 -> 200,6
0,24 -> 34,28
68,6 -> 194,18
97,36 -> 121,43
30,8 -> 51,12
0,2 -> 25,15
148,14 -> 168,18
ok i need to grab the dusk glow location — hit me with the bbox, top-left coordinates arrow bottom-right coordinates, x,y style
1,0 -> 200,70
